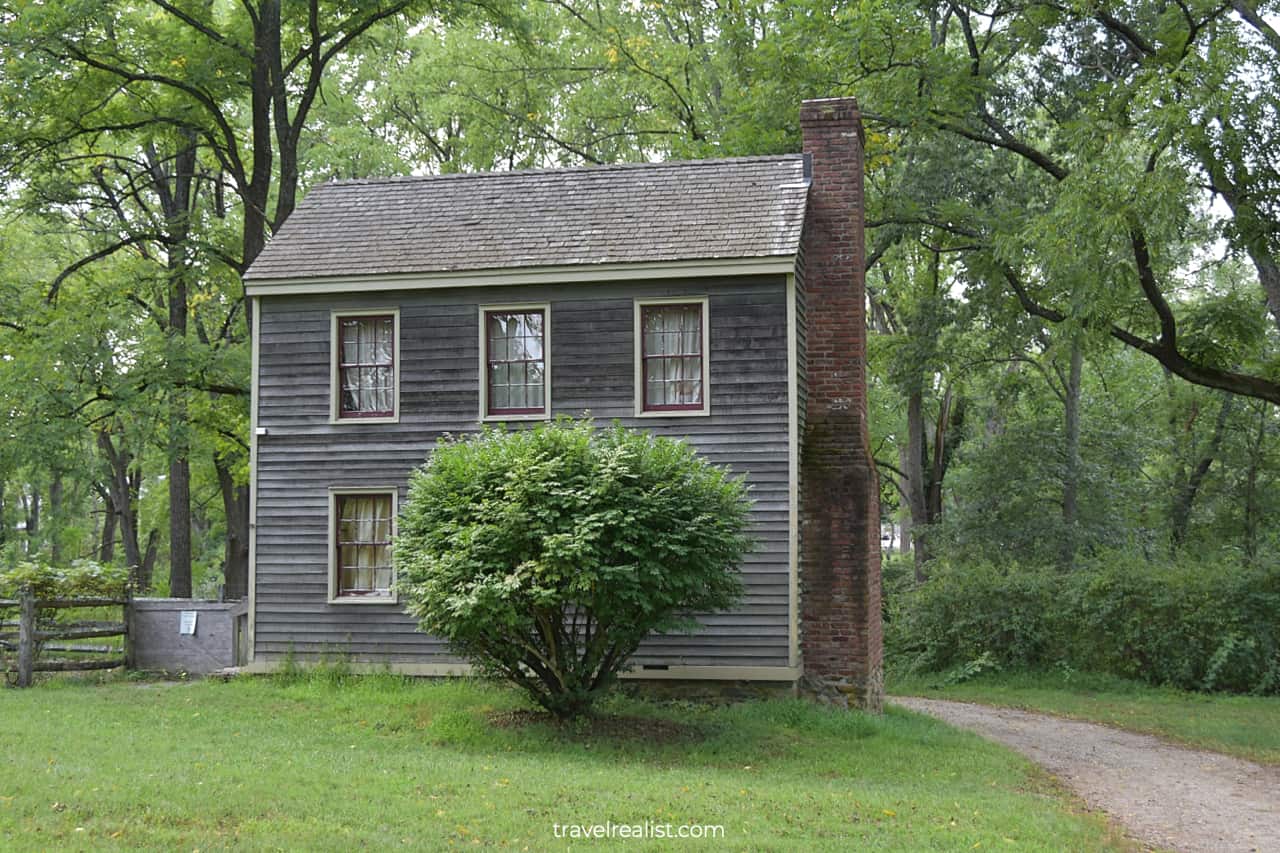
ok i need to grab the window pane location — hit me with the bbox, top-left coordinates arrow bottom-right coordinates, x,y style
491,382 -> 511,411
645,375 -> 663,407
488,322 -> 510,360
374,320 -> 392,362
342,322 -> 360,363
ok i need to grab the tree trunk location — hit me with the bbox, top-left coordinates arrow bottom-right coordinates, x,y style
897,446 -> 913,557
48,472 -> 63,565
215,455 -> 251,601
906,389 -> 931,579
242,0 -> 277,275
1256,250 -> 1280,333
142,529 -> 159,589
168,450 -> 192,597
24,489 -> 39,552
159,135 -> 197,598
1171,393 -> 1235,550
1060,337 -> 1083,569
1243,403 -> 1265,559
927,388 -> 961,525
98,488 -> 117,564
97,429 -> 148,590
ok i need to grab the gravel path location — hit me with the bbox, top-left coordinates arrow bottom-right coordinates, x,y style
894,697 -> 1280,852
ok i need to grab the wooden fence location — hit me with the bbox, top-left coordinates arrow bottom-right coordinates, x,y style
0,589 -> 131,687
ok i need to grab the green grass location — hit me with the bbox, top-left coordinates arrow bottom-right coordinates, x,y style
0,672 -> 1129,851
891,669 -> 1280,765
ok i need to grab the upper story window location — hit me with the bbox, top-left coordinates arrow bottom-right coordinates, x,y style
636,299 -> 709,415
333,311 -> 398,422
482,306 -> 549,419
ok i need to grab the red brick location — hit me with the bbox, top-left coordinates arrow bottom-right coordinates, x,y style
797,97 -> 884,712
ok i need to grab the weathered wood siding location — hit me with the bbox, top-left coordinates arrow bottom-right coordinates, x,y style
253,276 -> 791,669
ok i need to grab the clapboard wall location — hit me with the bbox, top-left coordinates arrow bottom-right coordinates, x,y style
253,275 -> 791,669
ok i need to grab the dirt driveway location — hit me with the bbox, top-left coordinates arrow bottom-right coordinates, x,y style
895,697 -> 1280,852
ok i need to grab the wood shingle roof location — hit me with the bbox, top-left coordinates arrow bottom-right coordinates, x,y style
243,155 -> 809,281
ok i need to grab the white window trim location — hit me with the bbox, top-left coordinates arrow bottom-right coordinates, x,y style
330,308 -> 401,424
478,302 -> 552,422
633,296 -> 711,417
327,487 -> 399,605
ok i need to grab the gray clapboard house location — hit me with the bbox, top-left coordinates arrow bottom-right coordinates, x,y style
242,98 -> 884,705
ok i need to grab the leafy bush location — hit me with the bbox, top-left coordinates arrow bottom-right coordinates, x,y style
1066,557 -> 1280,693
886,559 -> 1059,675
0,560 -> 130,600
887,551 -> 1280,694
395,419 -> 752,719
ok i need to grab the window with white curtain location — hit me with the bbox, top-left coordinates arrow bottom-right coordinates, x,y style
337,314 -> 395,418
333,492 -> 394,599
639,302 -> 706,412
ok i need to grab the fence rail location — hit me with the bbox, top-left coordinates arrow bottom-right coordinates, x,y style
1,588 -> 131,687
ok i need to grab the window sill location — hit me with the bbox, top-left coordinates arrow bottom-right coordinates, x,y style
633,407 -> 711,418
329,415 -> 400,425
327,595 -> 399,606
481,412 -> 551,423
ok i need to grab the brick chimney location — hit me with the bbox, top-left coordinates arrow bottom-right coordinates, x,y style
797,97 -> 884,712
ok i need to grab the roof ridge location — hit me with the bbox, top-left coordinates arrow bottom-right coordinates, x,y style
320,154 -> 804,188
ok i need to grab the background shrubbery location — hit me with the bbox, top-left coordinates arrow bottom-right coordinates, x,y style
0,560 -> 130,600
886,551 -> 1280,694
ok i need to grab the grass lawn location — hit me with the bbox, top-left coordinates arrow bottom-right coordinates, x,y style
0,671 -> 1130,851
891,669 -> 1280,765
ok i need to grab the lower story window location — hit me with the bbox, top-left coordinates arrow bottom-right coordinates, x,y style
334,492 -> 395,599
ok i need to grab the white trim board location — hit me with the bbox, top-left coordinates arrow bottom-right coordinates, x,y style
244,257 -> 796,296
241,659 -> 802,682
785,272 -> 800,669
247,296 -> 260,664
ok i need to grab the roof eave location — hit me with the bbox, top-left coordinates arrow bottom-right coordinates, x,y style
243,255 -> 799,297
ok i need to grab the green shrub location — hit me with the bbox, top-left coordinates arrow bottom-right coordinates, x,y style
887,551 -> 1280,694
395,419 -> 752,719
1065,556 -> 1280,693
885,559 -> 1058,675
0,560 -> 130,600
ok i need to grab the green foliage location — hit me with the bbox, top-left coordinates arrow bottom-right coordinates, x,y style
395,419 -> 752,719
888,560 -> 1059,674
0,560 -> 130,600
1068,556 -> 1280,693
888,552 -> 1280,694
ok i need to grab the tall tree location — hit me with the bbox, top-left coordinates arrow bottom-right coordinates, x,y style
1,0 -> 440,594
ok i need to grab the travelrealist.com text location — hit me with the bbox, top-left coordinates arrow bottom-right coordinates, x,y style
552,821 -> 726,840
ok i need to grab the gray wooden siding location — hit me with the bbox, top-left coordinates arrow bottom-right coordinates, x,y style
253,276 -> 791,668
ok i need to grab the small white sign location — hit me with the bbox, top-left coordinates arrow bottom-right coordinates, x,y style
179,610 -> 198,635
